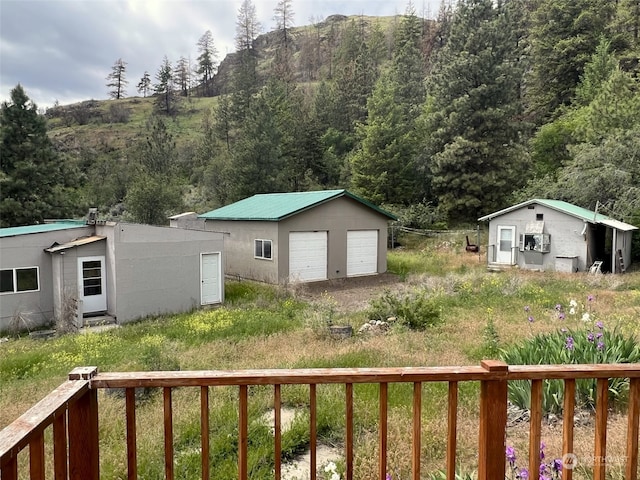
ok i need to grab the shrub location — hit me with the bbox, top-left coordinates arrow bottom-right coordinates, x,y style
367,289 -> 441,330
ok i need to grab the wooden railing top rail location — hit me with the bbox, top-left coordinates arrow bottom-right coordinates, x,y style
90,363 -> 640,389
90,366 -> 498,388
509,363 -> 640,380
0,377 -> 89,468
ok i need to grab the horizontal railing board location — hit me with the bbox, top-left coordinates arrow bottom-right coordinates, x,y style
508,364 -> 640,380
0,380 -> 89,467
90,364 -> 640,389
90,366 -> 500,388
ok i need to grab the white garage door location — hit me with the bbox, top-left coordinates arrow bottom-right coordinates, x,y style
347,230 -> 378,276
289,231 -> 327,282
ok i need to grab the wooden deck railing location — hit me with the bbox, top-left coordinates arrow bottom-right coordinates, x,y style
1,362 -> 639,480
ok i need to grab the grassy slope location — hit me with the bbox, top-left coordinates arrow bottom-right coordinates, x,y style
1,233 -> 639,478
48,96 -> 220,153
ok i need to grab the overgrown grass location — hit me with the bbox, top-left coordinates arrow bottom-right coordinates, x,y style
1,238 -> 639,479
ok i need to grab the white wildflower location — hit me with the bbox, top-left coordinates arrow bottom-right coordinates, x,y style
582,312 -> 591,322
569,307 -> 576,315
569,299 -> 578,308
324,462 -> 337,473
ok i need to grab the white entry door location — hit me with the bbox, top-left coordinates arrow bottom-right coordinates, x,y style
496,226 -> 516,264
347,230 -> 378,276
289,231 -> 327,282
78,256 -> 107,314
201,252 -> 222,305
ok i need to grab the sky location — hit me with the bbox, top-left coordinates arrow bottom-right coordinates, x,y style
0,0 -> 442,110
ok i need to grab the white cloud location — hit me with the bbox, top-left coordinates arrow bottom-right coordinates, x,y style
0,0 -> 440,109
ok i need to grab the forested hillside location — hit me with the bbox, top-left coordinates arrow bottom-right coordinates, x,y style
1,0 -> 639,240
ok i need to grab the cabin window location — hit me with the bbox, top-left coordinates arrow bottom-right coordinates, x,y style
536,214 -> 544,221
519,234 -> 551,253
254,239 -> 272,260
0,267 -> 40,294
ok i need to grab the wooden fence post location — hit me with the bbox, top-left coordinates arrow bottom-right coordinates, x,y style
478,360 -> 508,480
68,367 -> 99,480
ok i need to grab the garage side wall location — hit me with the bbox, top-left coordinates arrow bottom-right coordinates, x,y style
100,224 -> 224,324
204,220 -> 279,283
280,197 -> 389,281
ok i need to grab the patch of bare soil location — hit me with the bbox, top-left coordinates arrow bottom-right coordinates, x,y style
295,272 -> 402,313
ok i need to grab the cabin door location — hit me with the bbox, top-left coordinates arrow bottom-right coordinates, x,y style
496,226 -> 516,264
78,256 -> 107,314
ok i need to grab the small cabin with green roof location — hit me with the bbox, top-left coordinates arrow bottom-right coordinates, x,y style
198,190 -> 397,284
478,199 -> 637,273
0,219 -> 224,333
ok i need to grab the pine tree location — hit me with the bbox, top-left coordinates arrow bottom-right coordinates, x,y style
154,56 -> 178,115
137,71 -> 151,97
527,0 -> 615,122
272,0 -> 295,83
0,85 -> 80,226
231,0 -> 261,122
196,31 -> 217,96
423,0 -> 529,220
174,56 -> 191,97
125,115 -> 182,225
106,58 -> 128,99
350,8 -> 426,206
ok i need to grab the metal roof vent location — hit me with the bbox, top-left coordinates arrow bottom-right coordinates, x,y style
87,208 -> 98,225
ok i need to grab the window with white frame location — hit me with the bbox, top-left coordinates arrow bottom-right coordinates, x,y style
0,267 -> 40,294
254,239 -> 272,260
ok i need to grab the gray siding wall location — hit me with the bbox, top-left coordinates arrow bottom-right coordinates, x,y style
279,197 -> 389,281
486,205 -> 588,271
98,223 -> 225,323
53,240 -> 107,319
0,226 -> 93,332
205,220 -> 279,283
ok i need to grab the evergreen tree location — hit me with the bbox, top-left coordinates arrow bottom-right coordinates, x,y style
137,71 -> 152,97
125,115 -> 182,225
174,56 -> 191,97
350,74 -> 422,205
527,0 -> 615,121
196,31 -> 217,96
350,8 -> 426,206
272,0 -> 295,83
423,0 -> 529,221
154,55 -> 178,115
106,58 -> 128,99
231,0 -> 261,122
199,108 -> 233,206
231,85 -> 283,200
0,85 -> 80,226
575,37 -> 618,106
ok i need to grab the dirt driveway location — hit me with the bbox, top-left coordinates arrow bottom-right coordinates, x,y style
296,272 -> 402,313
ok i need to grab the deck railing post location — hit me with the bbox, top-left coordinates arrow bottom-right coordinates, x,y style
67,367 -> 99,480
478,360 -> 508,480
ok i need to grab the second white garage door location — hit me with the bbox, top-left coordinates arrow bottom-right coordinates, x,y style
289,231 -> 327,282
347,230 -> 378,276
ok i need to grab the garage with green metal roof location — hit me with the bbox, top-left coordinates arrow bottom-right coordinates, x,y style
199,190 -> 397,284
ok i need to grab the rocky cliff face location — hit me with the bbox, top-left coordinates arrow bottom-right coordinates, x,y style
206,14 -> 395,96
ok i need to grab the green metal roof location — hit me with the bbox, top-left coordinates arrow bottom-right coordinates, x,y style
478,199 -> 637,230
0,221 -> 87,238
199,189 -> 397,221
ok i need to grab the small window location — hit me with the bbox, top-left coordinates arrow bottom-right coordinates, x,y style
536,214 -> 544,221
519,234 -> 551,253
0,267 -> 40,294
254,239 -> 272,260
